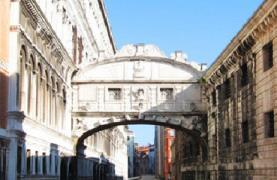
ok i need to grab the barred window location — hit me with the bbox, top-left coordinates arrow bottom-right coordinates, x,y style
242,121 -> 249,143
225,128 -> 231,147
17,146 -> 22,174
108,88 -> 122,101
160,88 -> 173,100
212,91 -> 216,106
241,64 -> 248,87
264,111 -> 274,138
263,41 -> 273,71
223,79 -> 231,99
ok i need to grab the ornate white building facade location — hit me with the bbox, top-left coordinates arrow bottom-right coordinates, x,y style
1,0 -> 208,179
1,0 -> 128,179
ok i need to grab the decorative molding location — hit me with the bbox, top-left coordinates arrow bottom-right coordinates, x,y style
21,0 -> 76,72
10,25 -> 21,32
115,44 -> 167,58
7,111 -> 25,121
205,2 -> 277,82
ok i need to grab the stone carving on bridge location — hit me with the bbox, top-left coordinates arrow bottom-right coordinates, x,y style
78,102 -> 90,111
136,88 -> 145,101
72,118 -> 88,137
131,88 -> 147,111
115,44 -> 167,58
133,61 -> 146,79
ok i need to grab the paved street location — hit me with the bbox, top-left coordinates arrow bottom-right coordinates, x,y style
141,175 -> 158,180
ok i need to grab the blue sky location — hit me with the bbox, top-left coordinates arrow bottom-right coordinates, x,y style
105,0 -> 263,145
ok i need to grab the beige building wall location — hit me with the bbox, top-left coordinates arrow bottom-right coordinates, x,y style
177,0 -> 277,179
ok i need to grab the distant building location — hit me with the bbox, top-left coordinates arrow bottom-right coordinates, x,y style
127,130 -> 135,177
155,126 -> 175,180
148,145 -> 155,174
155,126 -> 165,179
134,144 -> 155,176
164,128 -> 175,180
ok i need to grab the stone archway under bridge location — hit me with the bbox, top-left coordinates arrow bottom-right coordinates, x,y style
71,112 -> 208,179
74,112 -> 208,154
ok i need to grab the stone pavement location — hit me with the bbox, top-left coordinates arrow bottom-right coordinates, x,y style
140,175 -> 158,180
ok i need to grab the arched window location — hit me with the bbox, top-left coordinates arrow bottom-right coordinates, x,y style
28,55 -> 36,116
62,88 -> 66,104
45,70 -> 49,124
51,76 -> 56,126
49,76 -> 56,125
56,82 -> 61,128
18,46 -> 27,109
37,63 -> 43,121
60,87 -> 67,129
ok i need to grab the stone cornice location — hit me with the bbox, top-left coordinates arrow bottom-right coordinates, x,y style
69,0 -> 100,53
76,56 -> 204,78
97,0 -> 116,53
204,0 -> 277,84
19,30 -> 69,86
8,111 -> 25,121
21,0 -> 77,71
72,80 -> 200,84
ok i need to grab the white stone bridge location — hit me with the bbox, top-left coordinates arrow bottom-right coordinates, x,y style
71,44 -> 208,154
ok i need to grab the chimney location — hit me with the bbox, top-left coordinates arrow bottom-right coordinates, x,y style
171,51 -> 188,62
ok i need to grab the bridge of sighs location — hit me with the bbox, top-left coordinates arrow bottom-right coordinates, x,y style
71,44 -> 208,160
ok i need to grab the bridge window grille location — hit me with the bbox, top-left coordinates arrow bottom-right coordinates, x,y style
160,88 -> 173,100
263,41 -> 273,71
108,88 -> 122,101
242,121 -> 249,143
225,128 -> 231,147
264,110 -> 274,138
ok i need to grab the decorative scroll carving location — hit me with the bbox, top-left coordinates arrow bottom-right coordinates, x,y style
115,44 -> 167,58
133,61 -> 145,79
